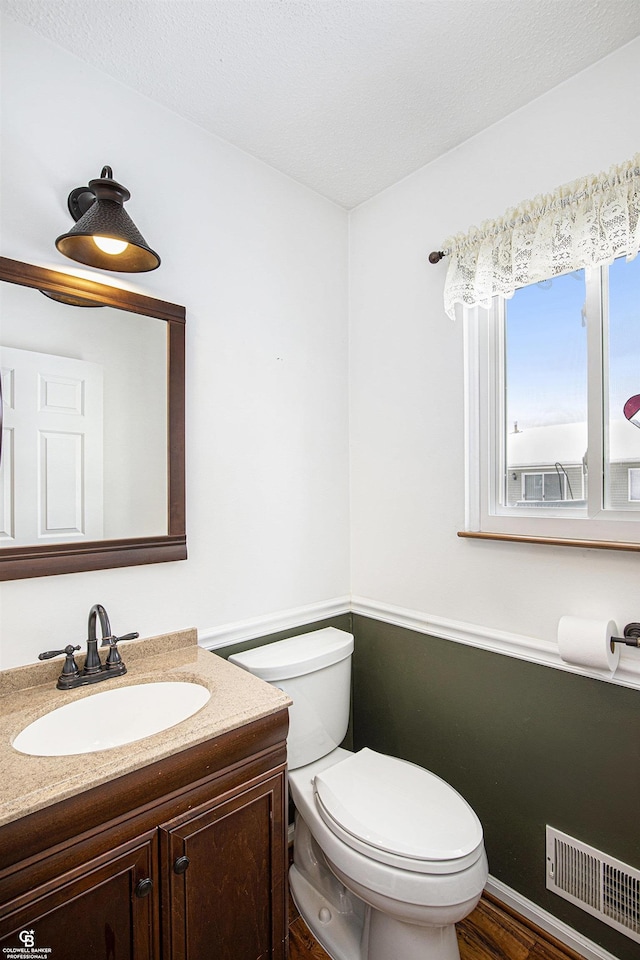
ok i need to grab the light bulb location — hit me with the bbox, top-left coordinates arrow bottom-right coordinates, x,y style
93,236 -> 129,256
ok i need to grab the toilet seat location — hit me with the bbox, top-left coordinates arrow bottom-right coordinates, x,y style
314,748 -> 484,875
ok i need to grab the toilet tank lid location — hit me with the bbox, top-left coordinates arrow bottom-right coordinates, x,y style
228,628 -> 354,681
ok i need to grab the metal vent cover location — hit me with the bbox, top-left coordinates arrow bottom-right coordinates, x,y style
546,826 -> 640,944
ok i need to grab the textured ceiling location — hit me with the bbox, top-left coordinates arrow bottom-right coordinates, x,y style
3,0 -> 640,208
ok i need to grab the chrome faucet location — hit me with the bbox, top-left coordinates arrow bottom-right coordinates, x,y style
39,604 -> 139,690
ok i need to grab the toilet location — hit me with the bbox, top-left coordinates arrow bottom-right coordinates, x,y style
229,627 -> 488,960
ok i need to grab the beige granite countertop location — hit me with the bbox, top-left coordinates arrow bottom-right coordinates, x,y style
0,629 -> 291,828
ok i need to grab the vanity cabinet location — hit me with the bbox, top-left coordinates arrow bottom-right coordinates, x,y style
0,711 -> 288,960
0,834 -> 157,958
162,773 -> 284,960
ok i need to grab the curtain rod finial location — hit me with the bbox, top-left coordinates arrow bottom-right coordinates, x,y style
428,250 -> 445,264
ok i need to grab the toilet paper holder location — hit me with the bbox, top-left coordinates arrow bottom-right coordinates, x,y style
611,623 -> 640,648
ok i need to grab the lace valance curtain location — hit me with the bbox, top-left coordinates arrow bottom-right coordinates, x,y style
442,153 -> 640,320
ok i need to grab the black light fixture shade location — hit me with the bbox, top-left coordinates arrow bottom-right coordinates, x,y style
55,166 -> 160,273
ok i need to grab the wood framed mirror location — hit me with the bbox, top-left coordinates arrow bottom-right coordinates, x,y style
0,256 -> 186,580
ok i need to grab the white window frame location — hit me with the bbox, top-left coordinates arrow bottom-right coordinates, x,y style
462,264 -> 640,549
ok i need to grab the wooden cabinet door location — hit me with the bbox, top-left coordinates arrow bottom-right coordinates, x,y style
0,835 -> 157,960
161,773 -> 287,960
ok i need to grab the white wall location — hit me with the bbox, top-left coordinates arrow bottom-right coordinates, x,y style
4,13 -> 640,674
0,16 -> 350,668
349,38 -> 640,648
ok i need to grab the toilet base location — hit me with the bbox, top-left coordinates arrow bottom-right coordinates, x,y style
290,863 -> 363,960
362,908 -> 460,960
291,863 -> 462,960
291,816 -> 464,960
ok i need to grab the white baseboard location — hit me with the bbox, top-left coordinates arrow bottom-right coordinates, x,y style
486,876 -> 620,960
198,596 -> 351,651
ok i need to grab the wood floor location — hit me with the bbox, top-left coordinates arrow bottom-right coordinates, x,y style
288,890 -> 586,960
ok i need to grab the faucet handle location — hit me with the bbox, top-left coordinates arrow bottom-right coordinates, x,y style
100,631 -> 139,647
39,645 -> 81,687
39,644 -> 81,663
103,631 -> 137,673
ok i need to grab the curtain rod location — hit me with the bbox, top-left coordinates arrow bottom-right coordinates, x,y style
428,250 -> 447,263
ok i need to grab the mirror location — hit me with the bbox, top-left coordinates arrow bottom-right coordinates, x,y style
0,257 -> 186,580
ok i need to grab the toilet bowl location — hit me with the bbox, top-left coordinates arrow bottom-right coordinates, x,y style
289,747 -> 487,960
229,628 -> 488,960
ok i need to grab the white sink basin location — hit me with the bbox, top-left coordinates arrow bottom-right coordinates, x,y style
12,681 -> 211,757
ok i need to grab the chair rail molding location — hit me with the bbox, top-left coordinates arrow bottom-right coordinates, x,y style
197,594 -> 640,691
198,596 -> 351,651
350,596 -> 640,692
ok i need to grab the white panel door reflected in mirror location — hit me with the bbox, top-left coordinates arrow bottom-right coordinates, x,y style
0,346 -> 103,545
0,283 -> 167,548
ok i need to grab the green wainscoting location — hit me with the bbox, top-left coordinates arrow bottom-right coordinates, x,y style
214,611 -> 639,957
351,614 -> 640,960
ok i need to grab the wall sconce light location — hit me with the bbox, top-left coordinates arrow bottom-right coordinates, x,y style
55,166 -> 160,273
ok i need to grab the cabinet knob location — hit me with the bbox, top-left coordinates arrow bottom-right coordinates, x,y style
135,877 -> 154,898
173,855 -> 191,875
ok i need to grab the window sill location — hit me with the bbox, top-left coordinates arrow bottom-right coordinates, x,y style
458,530 -> 640,552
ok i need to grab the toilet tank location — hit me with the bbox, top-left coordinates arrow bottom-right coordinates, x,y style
229,628 -> 354,770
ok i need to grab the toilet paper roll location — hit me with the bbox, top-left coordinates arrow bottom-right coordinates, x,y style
557,616 -> 620,673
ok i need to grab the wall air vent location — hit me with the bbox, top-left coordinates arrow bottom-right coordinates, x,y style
546,826 -> 640,944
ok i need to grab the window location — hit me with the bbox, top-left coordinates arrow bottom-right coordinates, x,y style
521,471 -> 569,503
464,255 -> 640,547
629,468 -> 640,503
